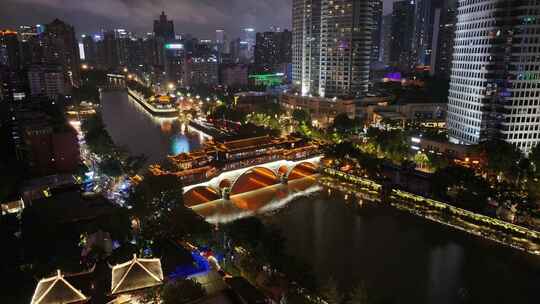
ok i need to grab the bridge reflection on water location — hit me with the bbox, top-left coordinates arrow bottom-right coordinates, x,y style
191,175 -> 321,224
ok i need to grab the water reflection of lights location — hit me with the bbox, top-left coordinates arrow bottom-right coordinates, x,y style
171,134 -> 190,155
193,178 -> 321,224
161,120 -> 173,133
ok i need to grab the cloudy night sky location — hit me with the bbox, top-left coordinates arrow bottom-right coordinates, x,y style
1,0 -> 397,38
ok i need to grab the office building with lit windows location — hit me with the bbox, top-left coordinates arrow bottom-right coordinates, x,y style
293,0 -> 372,98
447,0 -> 540,153
292,0 -> 321,96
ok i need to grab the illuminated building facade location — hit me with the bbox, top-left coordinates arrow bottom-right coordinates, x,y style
182,55 -> 218,87
293,0 -> 371,98
319,0 -> 372,98
447,0 -> 540,153
292,0 -> 321,96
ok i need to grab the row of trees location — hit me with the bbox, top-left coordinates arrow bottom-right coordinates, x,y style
82,114 -> 146,177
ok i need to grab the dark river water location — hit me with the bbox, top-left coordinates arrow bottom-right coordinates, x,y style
100,91 -> 206,164
101,90 -> 540,304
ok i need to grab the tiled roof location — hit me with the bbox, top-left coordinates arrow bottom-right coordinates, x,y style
110,255 -> 163,295
31,270 -> 89,304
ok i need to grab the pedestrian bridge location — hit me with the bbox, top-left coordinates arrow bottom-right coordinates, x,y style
183,156 -> 321,207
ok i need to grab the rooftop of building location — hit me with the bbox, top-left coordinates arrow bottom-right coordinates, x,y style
31,270 -> 90,304
110,255 -> 164,296
215,135 -> 302,152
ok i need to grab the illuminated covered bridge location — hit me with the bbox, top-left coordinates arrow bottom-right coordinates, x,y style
183,157 -> 321,207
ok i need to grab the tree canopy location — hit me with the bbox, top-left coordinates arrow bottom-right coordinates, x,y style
474,139 -> 523,179
431,166 -> 492,212
292,109 -> 310,124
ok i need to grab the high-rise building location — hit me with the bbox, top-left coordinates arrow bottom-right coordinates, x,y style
390,1 -> 415,72
142,33 -> 166,68
126,37 -> 145,70
412,0 -> 444,67
241,28 -> 256,63
432,0 -> 457,78
28,65 -> 65,99
370,0 -> 383,66
447,0 -> 540,153
293,0 -> 372,98
229,38 -> 241,63
318,0 -> 372,97
381,14 -> 392,66
81,34 -> 97,65
292,0 -> 321,96
102,30 -> 119,70
254,29 -> 292,67
182,55 -> 218,87
153,11 -> 175,42
18,24 -> 44,68
164,41 -> 185,83
0,30 -> 20,70
43,19 -> 81,88
215,29 -> 229,55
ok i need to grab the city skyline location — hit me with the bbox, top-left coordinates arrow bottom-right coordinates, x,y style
1,0 -> 398,38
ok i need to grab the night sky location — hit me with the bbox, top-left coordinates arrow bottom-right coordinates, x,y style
0,0 -> 397,38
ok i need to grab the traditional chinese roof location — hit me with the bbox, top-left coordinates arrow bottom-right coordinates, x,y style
110,255 -> 163,295
217,135 -> 277,152
31,270 -> 89,304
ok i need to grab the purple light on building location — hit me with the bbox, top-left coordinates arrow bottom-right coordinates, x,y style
385,72 -> 402,81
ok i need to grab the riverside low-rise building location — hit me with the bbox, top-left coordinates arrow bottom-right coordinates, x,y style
280,93 -> 356,128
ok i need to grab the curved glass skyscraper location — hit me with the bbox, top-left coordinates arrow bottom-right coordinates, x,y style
447,0 -> 540,153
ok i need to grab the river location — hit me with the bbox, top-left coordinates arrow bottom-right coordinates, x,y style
101,91 -> 540,304
100,90 -> 207,164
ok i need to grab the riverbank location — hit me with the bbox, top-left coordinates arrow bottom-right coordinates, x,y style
321,168 -> 540,256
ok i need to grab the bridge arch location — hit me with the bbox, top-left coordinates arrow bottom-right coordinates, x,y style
219,179 -> 232,189
278,165 -> 289,177
229,167 -> 280,196
287,162 -> 318,181
183,186 -> 221,207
